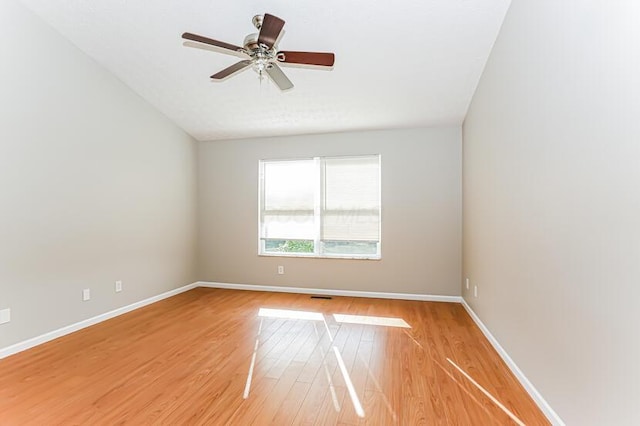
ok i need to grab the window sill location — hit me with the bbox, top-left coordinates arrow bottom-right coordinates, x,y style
258,253 -> 381,261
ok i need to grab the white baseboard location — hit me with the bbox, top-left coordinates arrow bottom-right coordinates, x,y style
197,281 -> 463,303
461,298 -> 564,426
0,282 -> 198,360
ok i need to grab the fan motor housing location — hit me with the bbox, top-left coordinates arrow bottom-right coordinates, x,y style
243,33 -> 260,51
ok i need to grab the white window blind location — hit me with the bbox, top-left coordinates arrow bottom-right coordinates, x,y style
259,155 -> 381,259
322,156 -> 380,242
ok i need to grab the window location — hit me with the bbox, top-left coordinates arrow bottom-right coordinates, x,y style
259,155 -> 381,259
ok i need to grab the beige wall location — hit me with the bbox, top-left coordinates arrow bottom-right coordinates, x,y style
463,1 -> 640,424
0,0 -> 198,348
198,127 -> 461,295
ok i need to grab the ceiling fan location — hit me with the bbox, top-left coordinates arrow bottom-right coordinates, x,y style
182,13 -> 335,91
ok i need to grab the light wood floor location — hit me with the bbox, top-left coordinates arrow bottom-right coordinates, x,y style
0,288 -> 549,425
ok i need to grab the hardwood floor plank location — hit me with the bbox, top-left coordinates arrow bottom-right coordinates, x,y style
270,380 -> 312,426
312,385 -> 347,426
0,288 -> 549,425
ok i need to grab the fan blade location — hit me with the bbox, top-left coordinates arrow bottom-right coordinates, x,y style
278,51 -> 335,67
211,60 -> 252,80
258,14 -> 285,48
182,32 -> 244,54
265,63 -> 293,91
182,41 -> 249,59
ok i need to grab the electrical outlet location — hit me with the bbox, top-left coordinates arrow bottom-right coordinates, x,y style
82,288 -> 91,301
115,280 -> 123,293
474,285 -> 478,298
277,265 -> 284,275
0,308 -> 10,325
465,278 -> 470,290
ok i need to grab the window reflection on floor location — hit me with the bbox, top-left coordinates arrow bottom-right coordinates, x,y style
258,307 -> 325,321
333,313 -> 411,328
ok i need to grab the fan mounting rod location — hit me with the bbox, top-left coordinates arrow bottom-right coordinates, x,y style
252,15 -> 264,30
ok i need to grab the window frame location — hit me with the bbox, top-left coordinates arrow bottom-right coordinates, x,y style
258,155 -> 381,260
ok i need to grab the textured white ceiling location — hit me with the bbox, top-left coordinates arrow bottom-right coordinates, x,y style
19,0 -> 511,141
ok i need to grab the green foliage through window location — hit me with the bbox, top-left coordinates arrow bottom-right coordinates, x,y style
265,240 -> 314,253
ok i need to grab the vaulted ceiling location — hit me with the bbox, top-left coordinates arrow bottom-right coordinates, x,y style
20,0 -> 511,141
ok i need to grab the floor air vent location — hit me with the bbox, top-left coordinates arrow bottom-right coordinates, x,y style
310,295 -> 332,300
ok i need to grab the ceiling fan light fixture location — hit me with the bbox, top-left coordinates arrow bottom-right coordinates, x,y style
253,59 -> 268,73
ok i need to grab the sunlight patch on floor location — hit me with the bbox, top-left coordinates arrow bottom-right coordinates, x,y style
333,313 -> 411,328
258,308 -> 324,321
446,358 -> 525,426
334,346 -> 365,418
243,318 -> 263,399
